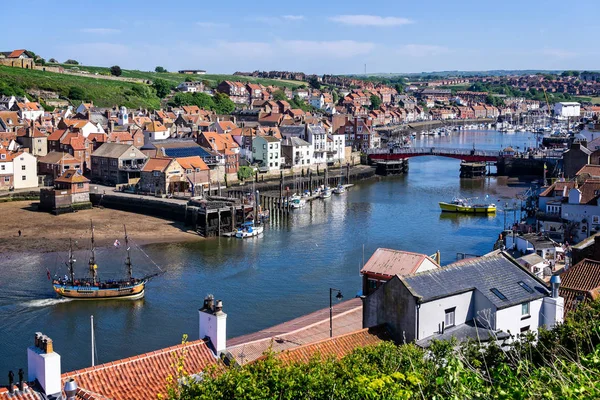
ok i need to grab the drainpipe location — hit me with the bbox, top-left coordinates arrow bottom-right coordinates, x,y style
415,303 -> 420,341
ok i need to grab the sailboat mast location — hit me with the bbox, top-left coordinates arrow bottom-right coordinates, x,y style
124,225 -> 132,281
89,221 -> 97,285
68,238 -> 75,284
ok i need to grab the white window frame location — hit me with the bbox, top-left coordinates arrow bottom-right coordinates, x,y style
521,302 -> 530,317
444,307 -> 456,328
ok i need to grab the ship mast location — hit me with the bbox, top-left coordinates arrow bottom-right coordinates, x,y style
124,225 -> 133,281
89,221 -> 97,285
68,238 -> 75,284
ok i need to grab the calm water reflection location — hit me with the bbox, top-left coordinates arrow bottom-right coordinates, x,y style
0,130 -> 535,379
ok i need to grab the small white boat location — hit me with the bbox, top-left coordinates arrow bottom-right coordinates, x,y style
333,185 -> 346,195
235,222 -> 264,238
312,188 -> 321,196
320,188 -> 332,199
291,198 -> 306,209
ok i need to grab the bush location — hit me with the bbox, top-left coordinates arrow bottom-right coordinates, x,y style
237,166 -> 254,181
170,299 -> 600,400
155,66 -> 167,73
64,59 -> 79,65
110,65 -> 122,77
68,86 -> 85,100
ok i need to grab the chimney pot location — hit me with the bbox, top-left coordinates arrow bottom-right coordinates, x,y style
8,370 -> 14,394
550,274 -> 561,298
64,378 -> 78,399
18,368 -> 24,391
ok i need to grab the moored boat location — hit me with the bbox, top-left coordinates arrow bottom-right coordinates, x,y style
235,221 -> 264,238
291,198 -> 306,209
320,187 -> 332,198
439,198 -> 496,214
333,185 -> 346,194
52,224 -> 158,300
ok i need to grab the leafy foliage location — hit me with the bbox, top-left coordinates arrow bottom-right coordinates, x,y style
370,95 -> 382,110
64,59 -> 79,65
237,166 -> 254,182
110,65 -> 122,76
289,95 -> 312,112
152,79 -> 174,99
168,92 -> 235,114
155,66 -> 168,73
169,300 -> 600,400
213,92 -> 235,114
272,90 -> 287,101
68,86 -> 85,101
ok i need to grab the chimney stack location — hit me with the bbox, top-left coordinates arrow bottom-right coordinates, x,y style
27,332 -> 61,396
542,276 -> 564,330
198,295 -> 227,356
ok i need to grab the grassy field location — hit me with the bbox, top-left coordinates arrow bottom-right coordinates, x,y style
0,66 -> 161,109
51,64 -> 305,89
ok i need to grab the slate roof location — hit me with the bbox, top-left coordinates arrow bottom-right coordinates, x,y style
278,125 -> 306,139
92,143 -> 140,159
38,151 -> 76,164
400,251 -> 549,309
416,320 -> 510,348
281,137 -> 310,147
360,248 -> 439,278
307,124 -> 326,135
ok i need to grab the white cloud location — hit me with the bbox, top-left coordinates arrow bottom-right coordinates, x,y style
80,28 -> 121,34
540,48 -> 578,59
396,44 -> 450,57
196,22 -> 230,28
329,15 -> 413,27
282,15 -> 304,21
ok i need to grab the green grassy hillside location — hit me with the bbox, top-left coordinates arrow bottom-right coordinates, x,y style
0,64 -> 305,110
50,64 -> 305,88
0,66 -> 161,109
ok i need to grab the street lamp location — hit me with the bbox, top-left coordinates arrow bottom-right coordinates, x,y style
329,288 -> 343,338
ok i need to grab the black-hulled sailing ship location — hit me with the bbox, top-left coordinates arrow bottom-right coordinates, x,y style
52,224 -> 157,300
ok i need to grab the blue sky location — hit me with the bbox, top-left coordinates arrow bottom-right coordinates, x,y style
1,0 -> 598,74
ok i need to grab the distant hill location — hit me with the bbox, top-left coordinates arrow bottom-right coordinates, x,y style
0,64 -> 304,110
346,70 -> 599,79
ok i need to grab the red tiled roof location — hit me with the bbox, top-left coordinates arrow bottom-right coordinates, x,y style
8,49 -> 26,58
576,164 -> 600,178
47,129 -> 68,141
141,158 -> 172,172
227,298 -> 363,365
274,326 -> 390,364
578,179 -> 600,204
539,181 -> 575,197
55,169 -> 90,184
61,339 -> 218,400
176,156 -> 208,171
360,248 -> 439,278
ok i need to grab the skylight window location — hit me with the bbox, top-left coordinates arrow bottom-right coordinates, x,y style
490,288 -> 507,300
518,281 -> 534,293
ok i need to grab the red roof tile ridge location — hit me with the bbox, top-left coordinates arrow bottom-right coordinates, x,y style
62,339 -> 210,378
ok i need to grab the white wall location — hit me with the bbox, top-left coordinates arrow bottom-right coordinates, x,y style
198,309 -> 227,355
13,152 -> 38,189
495,299 -> 543,339
417,291 -> 475,339
417,258 -> 439,273
27,347 -> 62,395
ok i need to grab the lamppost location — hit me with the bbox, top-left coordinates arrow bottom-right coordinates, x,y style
329,288 -> 343,338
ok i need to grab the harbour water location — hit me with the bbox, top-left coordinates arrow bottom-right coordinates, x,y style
0,129 -> 538,379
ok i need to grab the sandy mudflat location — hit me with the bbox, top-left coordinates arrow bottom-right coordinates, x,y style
0,201 -> 202,254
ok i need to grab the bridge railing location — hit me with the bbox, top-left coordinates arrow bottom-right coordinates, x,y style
367,147 -> 501,157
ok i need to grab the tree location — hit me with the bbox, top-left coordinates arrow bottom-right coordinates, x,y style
369,95 -> 382,110
272,89 -> 287,101
332,90 -> 339,104
152,79 -> 173,98
48,58 -> 58,64
68,86 -> 85,100
110,65 -> 122,76
394,82 -> 405,94
155,66 -> 167,73
64,59 -> 79,65
213,92 -> 235,114
307,76 -> 321,90
237,166 -> 254,181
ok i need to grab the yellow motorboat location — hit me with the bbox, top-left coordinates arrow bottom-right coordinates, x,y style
439,198 -> 496,214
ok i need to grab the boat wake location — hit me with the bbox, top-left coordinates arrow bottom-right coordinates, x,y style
24,298 -> 72,308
